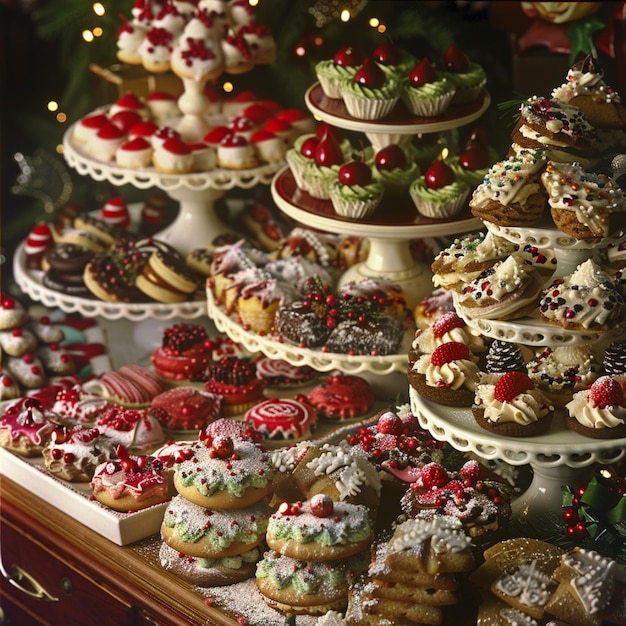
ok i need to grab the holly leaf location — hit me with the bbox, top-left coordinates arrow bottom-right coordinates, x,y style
566,18 -> 606,64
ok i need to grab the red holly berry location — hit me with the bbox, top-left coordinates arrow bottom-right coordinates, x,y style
430,341 -> 471,366
309,493 -> 334,518
419,462 -> 449,488
458,460 -> 483,484
494,371 -> 534,403
588,375 -> 624,409
431,311 -> 465,338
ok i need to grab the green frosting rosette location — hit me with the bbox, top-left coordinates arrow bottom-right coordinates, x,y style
441,62 -> 486,104
315,58 -> 361,99
329,179 -> 384,219
409,177 -> 470,218
401,76 -> 456,117
339,77 -> 401,120
372,160 -> 421,197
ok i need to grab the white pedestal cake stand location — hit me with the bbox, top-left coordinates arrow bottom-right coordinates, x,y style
410,388 -> 626,520
62,124 -> 284,257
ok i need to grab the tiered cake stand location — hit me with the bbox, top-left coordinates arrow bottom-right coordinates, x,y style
62,124 -> 284,257
270,83 -> 490,312
412,220 -> 626,520
14,122 -> 284,322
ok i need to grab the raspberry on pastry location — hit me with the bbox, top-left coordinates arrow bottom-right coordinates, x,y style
472,371 -> 554,437
408,341 -> 479,407
565,375 -> 626,439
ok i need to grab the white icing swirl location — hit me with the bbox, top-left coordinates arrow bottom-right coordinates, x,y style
413,352 -> 479,391
494,560 -> 554,607
566,389 -> 626,429
389,516 -> 471,554
475,373 -> 553,425
470,149 -> 547,207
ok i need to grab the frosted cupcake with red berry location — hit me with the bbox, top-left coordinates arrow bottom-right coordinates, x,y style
565,375 -> 626,439
339,57 -> 401,121
408,341 -> 480,407
401,57 -> 456,117
371,143 -> 420,199
301,126 -> 346,200
473,371 -> 554,437
315,46 -> 364,99
439,44 -> 486,105
409,155 -> 470,218
328,159 -> 384,219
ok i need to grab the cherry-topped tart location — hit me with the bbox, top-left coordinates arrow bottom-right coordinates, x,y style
409,155 -> 470,219
372,143 -> 420,198
315,46 -> 364,98
329,159 -> 384,220
401,57 -> 456,117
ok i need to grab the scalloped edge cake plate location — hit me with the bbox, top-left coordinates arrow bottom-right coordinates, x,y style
305,83 -> 491,134
206,287 -> 411,375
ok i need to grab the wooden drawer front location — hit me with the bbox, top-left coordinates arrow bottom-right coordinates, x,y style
1,519 -> 133,626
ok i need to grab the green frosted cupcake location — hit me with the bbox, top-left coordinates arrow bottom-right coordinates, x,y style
410,158 -> 470,218
372,143 -> 421,198
440,45 -> 486,104
329,160 -> 384,219
402,58 -> 456,117
315,46 -> 364,98
340,58 -> 401,120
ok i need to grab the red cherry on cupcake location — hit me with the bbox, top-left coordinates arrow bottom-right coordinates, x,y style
459,141 -> 490,170
310,493 -> 334,518
375,144 -> 407,171
334,46 -> 363,67
354,57 -> 386,89
373,41 -> 401,66
443,44 -> 470,73
338,160 -> 372,185
314,127 -> 344,166
408,58 -> 436,87
425,158 -> 455,190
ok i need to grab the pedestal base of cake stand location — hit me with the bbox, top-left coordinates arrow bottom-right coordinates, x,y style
337,237 -> 433,311
155,186 -> 229,256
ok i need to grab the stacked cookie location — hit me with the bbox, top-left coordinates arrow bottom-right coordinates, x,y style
159,419 -> 274,587
345,514 -> 475,625
255,494 -> 373,616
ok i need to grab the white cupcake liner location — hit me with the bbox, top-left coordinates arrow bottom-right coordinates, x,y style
285,150 -> 308,189
401,88 -> 456,117
410,186 -> 469,219
341,92 -> 399,120
317,73 -> 344,99
329,188 -> 383,219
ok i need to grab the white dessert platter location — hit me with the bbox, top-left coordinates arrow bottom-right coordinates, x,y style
305,83 -> 491,151
410,388 -> 626,521
206,288 -> 410,376
13,241 -> 207,322
272,167 -> 482,310
63,124 -> 284,256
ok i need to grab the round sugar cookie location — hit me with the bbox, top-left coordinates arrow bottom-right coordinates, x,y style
159,541 -> 260,587
172,435 -> 274,509
161,494 -> 271,559
266,496 -> 373,562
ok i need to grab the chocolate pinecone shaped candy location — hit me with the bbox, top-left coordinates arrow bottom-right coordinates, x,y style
485,340 -> 525,373
603,339 -> 626,375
